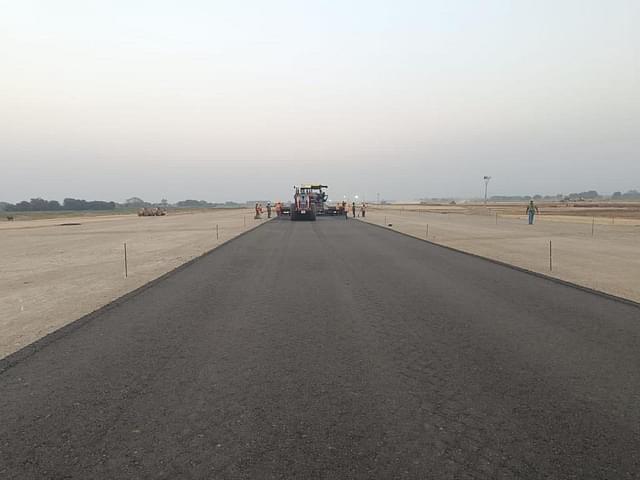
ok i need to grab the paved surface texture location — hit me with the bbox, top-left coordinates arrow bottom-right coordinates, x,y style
1,217 -> 639,479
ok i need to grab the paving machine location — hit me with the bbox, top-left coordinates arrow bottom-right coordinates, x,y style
290,184 -> 347,220
290,185 -> 319,221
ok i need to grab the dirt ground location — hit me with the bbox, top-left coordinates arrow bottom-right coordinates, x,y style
0,209 -> 267,359
362,203 -> 640,305
380,201 -> 640,220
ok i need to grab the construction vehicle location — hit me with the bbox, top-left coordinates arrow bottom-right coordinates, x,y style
290,184 -> 347,220
290,185 -> 318,221
276,202 -> 291,216
138,207 -> 167,217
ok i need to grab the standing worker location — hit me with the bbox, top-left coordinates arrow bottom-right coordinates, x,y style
266,202 -> 272,219
255,203 -> 261,219
526,200 -> 539,225
351,202 -> 356,218
361,203 -> 366,218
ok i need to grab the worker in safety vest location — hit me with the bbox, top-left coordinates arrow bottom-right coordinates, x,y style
361,203 -> 366,218
266,202 -> 272,218
526,200 -> 539,225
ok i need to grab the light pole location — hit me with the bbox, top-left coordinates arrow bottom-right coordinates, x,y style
483,176 -> 492,205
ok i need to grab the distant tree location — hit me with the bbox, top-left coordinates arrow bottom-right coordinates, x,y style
578,190 -> 599,199
87,201 -> 115,210
30,198 -> 50,211
28,198 -> 44,210
4,197 -> 115,212
8,201 -> 33,211
63,198 -> 86,210
176,199 -> 211,208
612,191 -> 622,198
13,198 -> 62,211
622,189 -> 640,199
125,197 -> 147,206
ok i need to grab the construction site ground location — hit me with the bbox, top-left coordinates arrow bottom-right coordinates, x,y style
0,209 -> 265,359
3,201 -> 639,360
363,202 -> 640,304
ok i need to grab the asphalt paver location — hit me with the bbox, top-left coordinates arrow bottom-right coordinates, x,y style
1,218 -> 639,479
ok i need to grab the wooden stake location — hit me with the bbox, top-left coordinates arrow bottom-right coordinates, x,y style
216,224 -> 219,240
549,240 -> 553,272
124,243 -> 128,278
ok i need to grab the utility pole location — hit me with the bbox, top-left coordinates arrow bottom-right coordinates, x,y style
483,176 -> 492,205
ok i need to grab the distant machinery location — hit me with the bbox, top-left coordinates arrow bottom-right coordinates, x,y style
138,207 -> 167,217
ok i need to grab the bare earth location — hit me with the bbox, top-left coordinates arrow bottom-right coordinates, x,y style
0,209 -> 266,359
363,203 -> 640,304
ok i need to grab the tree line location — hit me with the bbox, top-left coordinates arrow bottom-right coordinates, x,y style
1,198 -> 116,212
489,190 -> 640,202
0,197 -> 247,212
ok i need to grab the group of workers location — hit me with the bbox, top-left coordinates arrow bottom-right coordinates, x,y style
337,201 -> 366,217
349,201 -> 366,218
255,202 -> 284,219
254,203 -> 271,219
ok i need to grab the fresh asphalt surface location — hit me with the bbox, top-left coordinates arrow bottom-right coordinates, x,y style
1,217 -> 640,479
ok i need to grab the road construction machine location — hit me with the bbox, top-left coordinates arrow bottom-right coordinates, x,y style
138,207 -> 167,217
290,185 -> 318,221
290,184 -> 346,220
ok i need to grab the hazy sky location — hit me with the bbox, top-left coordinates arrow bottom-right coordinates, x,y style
1,0 -> 638,203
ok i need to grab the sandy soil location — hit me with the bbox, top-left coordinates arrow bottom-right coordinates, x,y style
363,204 -> 640,304
381,201 -> 640,220
0,209 -> 267,358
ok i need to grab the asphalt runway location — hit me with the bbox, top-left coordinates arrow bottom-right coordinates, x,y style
1,217 -> 639,479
